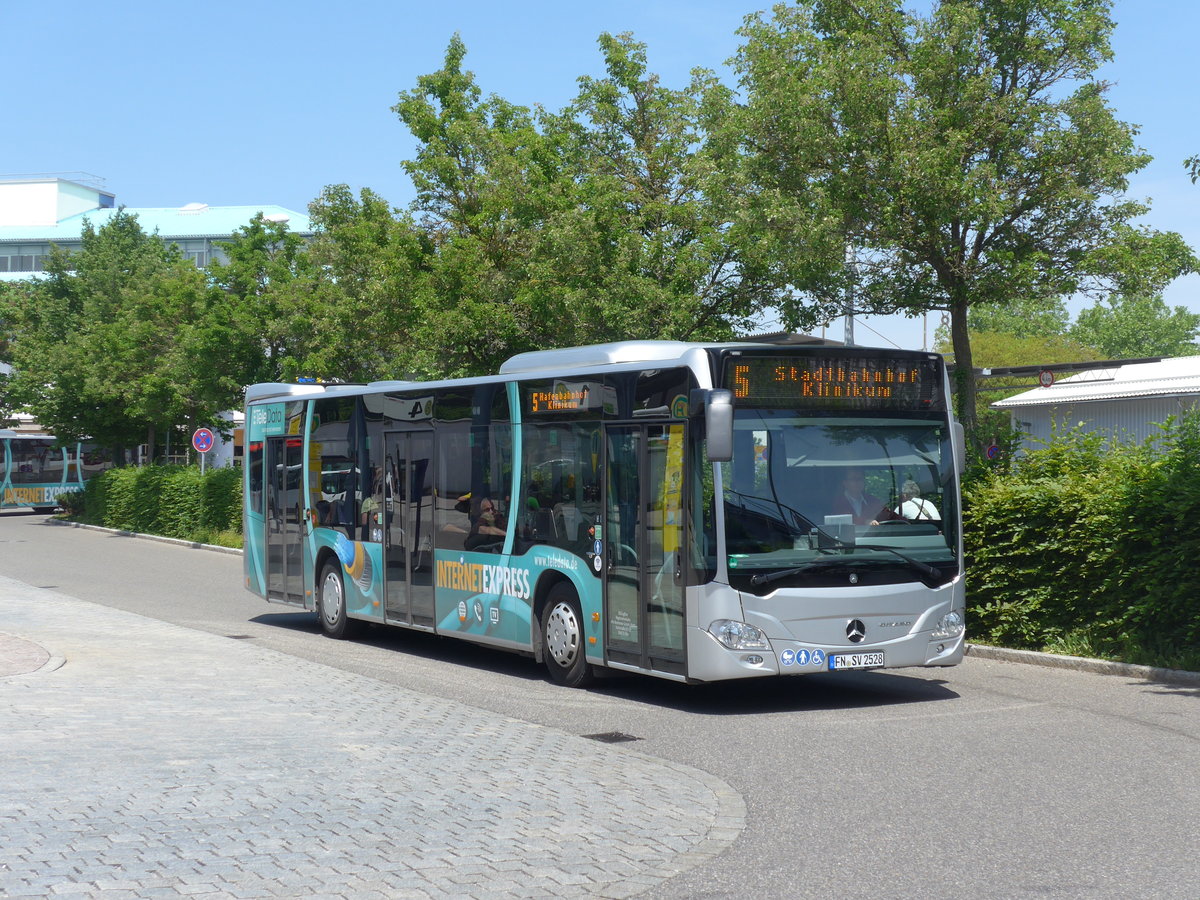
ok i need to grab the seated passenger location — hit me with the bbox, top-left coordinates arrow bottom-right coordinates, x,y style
895,480 -> 940,521
465,496 -> 506,551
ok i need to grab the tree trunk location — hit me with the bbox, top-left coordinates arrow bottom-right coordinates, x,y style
145,425 -> 156,465
949,294 -> 977,435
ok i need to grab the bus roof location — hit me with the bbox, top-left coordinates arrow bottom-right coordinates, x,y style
499,341 -> 702,374
243,339 -> 933,405
246,341 -> 723,405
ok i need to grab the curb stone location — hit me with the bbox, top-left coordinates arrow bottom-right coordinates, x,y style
47,516 -> 242,555
966,642 -> 1200,687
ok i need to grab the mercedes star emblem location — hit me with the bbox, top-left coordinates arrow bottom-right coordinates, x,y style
846,619 -> 867,643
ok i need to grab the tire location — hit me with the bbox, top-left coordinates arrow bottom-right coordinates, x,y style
541,584 -> 593,687
318,561 -> 352,639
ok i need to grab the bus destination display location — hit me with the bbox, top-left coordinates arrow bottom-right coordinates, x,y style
726,355 -> 944,410
529,385 -> 591,414
525,380 -> 613,415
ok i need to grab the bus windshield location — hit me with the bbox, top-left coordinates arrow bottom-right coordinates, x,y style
720,411 -> 958,591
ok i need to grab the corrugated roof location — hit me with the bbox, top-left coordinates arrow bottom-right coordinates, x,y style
993,356 -> 1200,408
0,204 -> 313,242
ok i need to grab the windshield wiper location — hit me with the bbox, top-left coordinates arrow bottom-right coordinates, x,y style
749,546 -> 940,587
749,557 -> 850,585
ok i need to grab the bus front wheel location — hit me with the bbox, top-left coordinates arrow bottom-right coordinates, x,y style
541,584 -> 593,688
318,561 -> 351,639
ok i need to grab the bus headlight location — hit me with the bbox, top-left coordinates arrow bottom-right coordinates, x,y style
932,611 -> 965,639
709,620 -> 770,651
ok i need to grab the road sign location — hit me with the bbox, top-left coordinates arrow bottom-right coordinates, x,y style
1038,369 -> 1055,388
192,428 -> 215,454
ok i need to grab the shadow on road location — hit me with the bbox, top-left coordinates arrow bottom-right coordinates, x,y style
591,668 -> 960,715
251,609 -> 961,714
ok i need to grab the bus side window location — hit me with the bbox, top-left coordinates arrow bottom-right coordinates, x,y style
248,441 -> 264,514
312,397 -> 359,539
518,422 -> 598,552
434,421 -> 471,551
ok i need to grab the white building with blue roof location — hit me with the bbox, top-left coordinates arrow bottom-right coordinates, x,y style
0,173 -> 313,280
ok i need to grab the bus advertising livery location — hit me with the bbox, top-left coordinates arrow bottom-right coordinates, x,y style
243,340 -> 966,686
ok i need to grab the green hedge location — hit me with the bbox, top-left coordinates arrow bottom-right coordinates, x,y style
78,465 -> 242,546
965,414 -> 1200,670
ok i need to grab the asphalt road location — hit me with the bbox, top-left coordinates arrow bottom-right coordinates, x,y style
2,509 -> 1197,899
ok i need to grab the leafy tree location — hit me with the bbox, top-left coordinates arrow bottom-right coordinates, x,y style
208,214 -> 325,384
0,280 -> 33,421
8,212 -> 164,452
391,34 -> 566,376
0,281 -> 22,360
7,210 -> 247,458
1066,225 -> 1198,357
387,33 -> 794,377
304,185 -> 432,381
967,296 -> 1071,339
534,33 -> 785,345
1070,294 -> 1200,358
729,0 -> 1193,432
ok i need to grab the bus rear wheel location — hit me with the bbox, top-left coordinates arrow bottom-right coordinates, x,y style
318,561 -> 352,639
541,584 -> 593,688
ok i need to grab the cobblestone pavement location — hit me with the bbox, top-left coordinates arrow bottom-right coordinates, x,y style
0,576 -> 744,899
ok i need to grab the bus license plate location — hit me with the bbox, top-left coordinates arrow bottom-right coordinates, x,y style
830,651 -> 884,670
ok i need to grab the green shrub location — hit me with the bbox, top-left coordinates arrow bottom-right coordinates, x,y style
56,490 -> 86,516
966,414 -> 1200,670
80,464 -> 243,546
200,466 -> 243,534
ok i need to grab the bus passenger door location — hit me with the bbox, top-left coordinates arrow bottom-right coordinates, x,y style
265,436 -> 305,605
603,423 -> 686,675
384,430 -> 435,627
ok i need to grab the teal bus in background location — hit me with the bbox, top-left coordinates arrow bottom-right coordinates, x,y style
0,430 -> 114,511
242,340 -> 968,687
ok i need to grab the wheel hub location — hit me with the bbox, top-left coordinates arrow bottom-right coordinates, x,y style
546,603 -> 580,666
322,572 -> 342,625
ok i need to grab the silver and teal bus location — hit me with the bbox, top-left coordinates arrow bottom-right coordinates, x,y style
243,340 -> 966,686
0,430 -> 113,511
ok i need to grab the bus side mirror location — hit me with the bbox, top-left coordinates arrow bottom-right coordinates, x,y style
953,420 -> 965,474
691,389 -> 733,462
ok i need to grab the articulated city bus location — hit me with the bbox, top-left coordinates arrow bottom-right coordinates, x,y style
242,340 -> 966,686
0,430 -> 113,511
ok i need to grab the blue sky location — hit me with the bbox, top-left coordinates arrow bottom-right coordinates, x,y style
7,0 -> 1196,352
